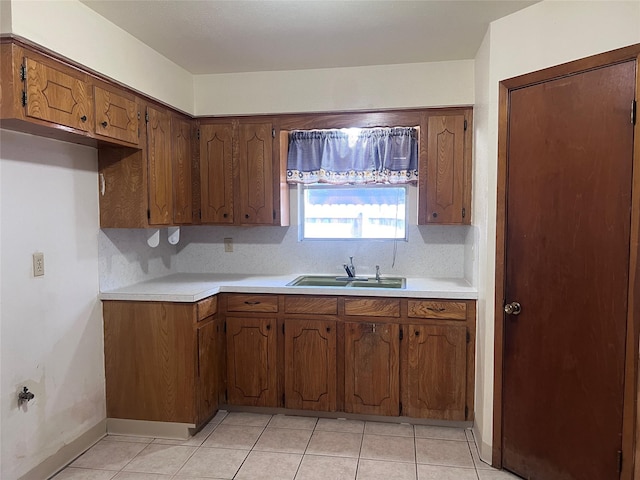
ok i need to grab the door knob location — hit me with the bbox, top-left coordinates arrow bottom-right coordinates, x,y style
504,302 -> 522,315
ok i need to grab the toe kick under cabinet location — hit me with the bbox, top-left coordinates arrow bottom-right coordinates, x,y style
103,293 -> 475,428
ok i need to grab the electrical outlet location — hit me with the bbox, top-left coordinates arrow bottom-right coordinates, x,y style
224,238 -> 233,253
33,252 -> 44,277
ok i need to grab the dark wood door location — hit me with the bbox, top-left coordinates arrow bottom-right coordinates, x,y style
197,319 -> 218,425
147,106 -> 172,225
344,322 -> 399,416
94,85 -> 138,145
503,61 -> 635,480
200,123 -> 234,224
405,324 -> 466,420
238,122 -> 274,225
284,319 -> 336,411
171,115 -> 193,224
226,317 -> 278,407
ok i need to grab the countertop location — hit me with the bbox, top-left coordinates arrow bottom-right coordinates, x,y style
99,273 -> 478,302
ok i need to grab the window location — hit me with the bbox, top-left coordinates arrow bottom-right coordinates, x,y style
299,184 -> 408,240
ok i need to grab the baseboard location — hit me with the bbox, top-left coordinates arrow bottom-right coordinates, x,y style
16,419 -> 106,480
472,423 -> 494,466
106,418 -> 195,440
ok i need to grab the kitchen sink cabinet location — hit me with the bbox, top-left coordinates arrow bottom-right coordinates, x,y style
225,316 -> 278,407
198,119 -> 289,226
344,321 -> 400,416
419,109 -> 473,225
103,297 -> 219,428
284,319 -> 337,412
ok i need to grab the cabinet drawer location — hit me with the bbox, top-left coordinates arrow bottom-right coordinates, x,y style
226,294 -> 278,313
407,300 -> 467,320
284,296 -> 338,315
197,296 -> 217,321
344,298 -> 400,318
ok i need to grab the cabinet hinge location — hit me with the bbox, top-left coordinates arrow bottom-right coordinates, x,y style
466,331 -> 470,343
399,401 -> 403,416
224,389 -> 228,402
282,393 -> 285,404
19,64 -> 26,81
273,210 -> 276,220
464,119 -> 468,131
465,405 -> 469,419
147,209 -> 151,220
21,90 -> 27,107
198,209 -> 202,220
272,128 -> 276,138
462,207 -> 466,219
197,129 -> 200,140
224,321 -> 227,333
617,450 -> 623,473
632,100 -> 637,125
282,324 -> 285,334
145,112 -> 149,124
399,328 -> 403,341
137,111 -> 141,120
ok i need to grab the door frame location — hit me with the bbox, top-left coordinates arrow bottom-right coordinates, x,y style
493,44 -> 640,479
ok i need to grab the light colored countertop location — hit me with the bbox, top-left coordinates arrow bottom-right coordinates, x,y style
99,273 -> 477,302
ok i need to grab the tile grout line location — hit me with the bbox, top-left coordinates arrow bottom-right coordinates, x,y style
230,416 -> 271,480
413,424 -> 419,480
292,417 -> 319,480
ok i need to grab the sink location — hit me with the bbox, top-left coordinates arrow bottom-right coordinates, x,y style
287,275 -> 406,289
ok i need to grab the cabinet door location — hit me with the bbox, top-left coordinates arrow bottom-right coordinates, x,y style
200,123 -> 234,224
406,324 -> 466,420
147,106 -> 173,225
285,319 -> 337,412
226,317 -> 278,407
171,115 -> 193,224
344,322 -> 399,416
24,56 -> 92,131
94,85 -> 138,145
238,122 -> 274,225
423,114 -> 468,224
197,319 -> 218,425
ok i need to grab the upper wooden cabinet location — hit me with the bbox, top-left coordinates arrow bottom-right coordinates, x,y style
419,110 -> 473,225
147,105 -> 173,225
199,120 -> 289,226
94,84 -> 139,145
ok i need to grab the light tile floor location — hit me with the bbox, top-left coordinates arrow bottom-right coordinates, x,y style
53,412 -> 522,480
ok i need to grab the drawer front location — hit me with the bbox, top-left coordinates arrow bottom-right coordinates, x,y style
197,296 -> 217,321
407,300 -> 467,320
284,296 -> 338,315
226,294 -> 279,313
344,298 -> 400,318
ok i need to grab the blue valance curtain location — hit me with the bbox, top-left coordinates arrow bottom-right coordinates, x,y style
286,127 -> 418,185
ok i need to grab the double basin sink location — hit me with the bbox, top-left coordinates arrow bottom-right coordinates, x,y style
287,275 -> 406,289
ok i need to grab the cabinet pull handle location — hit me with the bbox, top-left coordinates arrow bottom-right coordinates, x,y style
80,115 -> 87,122
427,306 -> 446,312
99,173 -> 105,196
101,121 -> 108,128
244,301 -> 261,305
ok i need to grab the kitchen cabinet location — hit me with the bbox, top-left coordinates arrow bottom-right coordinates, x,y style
419,110 -> 473,225
344,321 -> 400,416
225,313 -> 278,407
102,297 -> 219,428
198,119 -> 288,226
98,104 -> 195,228
284,318 -> 337,411
94,83 -> 139,145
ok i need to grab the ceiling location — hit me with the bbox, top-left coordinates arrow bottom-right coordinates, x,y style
80,0 -> 539,75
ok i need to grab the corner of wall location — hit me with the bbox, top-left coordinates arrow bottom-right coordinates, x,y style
0,0 -> 12,33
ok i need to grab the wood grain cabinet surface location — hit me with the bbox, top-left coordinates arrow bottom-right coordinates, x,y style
103,298 -> 219,427
94,84 -> 138,145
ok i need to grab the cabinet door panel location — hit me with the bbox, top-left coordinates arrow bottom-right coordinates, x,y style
285,319 -> 336,411
24,56 -> 91,132
147,106 -> 173,225
197,319 -> 218,425
200,123 -> 234,223
226,317 -> 277,407
406,324 -> 466,420
238,123 -> 274,224
94,85 -> 138,144
172,116 -> 193,224
345,322 -> 399,416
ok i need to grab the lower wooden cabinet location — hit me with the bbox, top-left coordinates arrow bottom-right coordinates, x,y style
225,316 -> 278,407
344,322 -> 400,416
103,298 -> 219,427
284,319 -> 337,411
405,324 -> 467,420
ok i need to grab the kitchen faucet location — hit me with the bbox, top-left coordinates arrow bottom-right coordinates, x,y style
343,256 -> 356,277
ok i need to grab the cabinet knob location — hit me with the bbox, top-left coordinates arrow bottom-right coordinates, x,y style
245,214 -> 249,219
223,213 -> 228,218
80,115 -> 87,122
101,121 -> 108,128
432,212 -> 438,218
415,331 -> 420,336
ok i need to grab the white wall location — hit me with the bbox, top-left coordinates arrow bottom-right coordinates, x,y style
472,0 -> 640,461
0,129 -> 105,480
194,60 -> 474,115
8,0 -> 194,114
